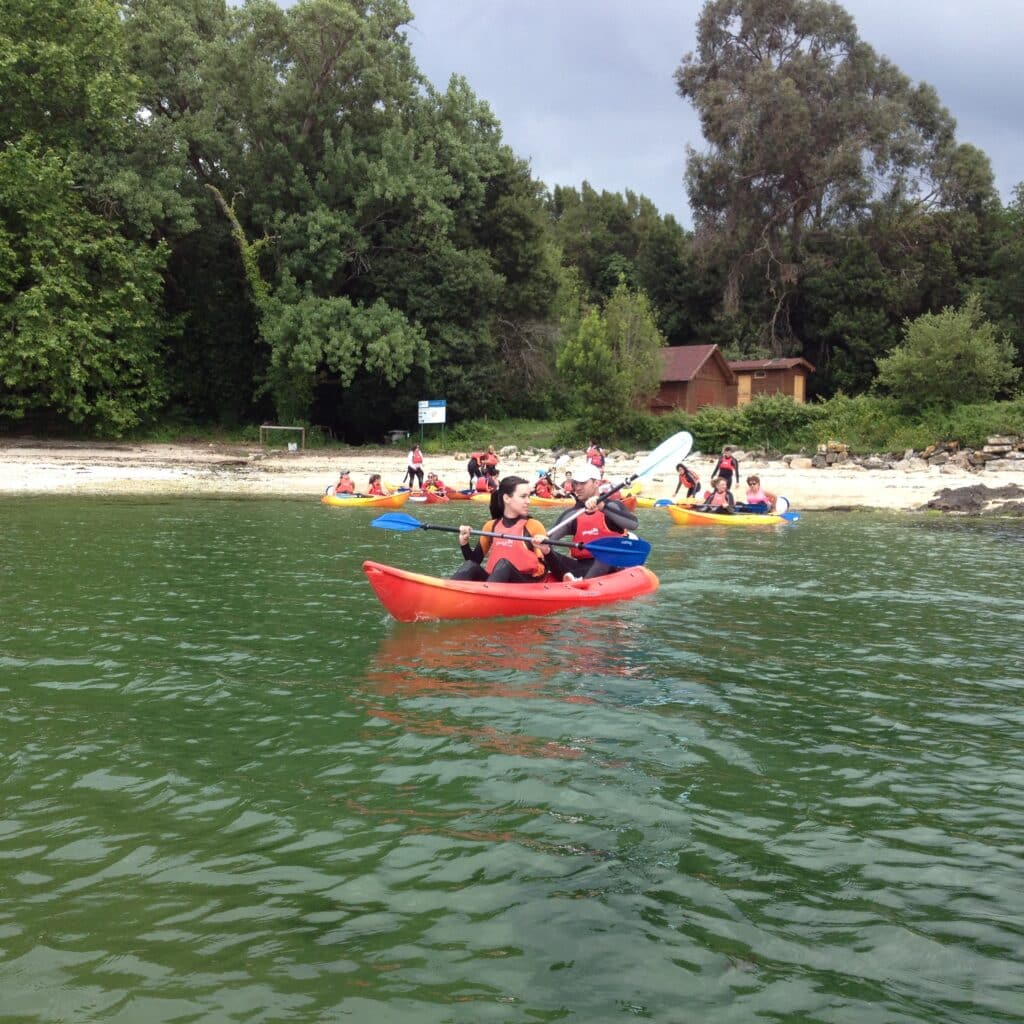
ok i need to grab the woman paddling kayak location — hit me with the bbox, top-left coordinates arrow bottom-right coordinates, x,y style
451,476 -> 551,584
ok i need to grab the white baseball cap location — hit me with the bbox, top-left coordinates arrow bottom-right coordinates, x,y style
572,464 -> 602,483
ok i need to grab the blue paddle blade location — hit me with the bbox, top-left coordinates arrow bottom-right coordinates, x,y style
582,535 -> 651,568
654,498 -> 672,507
371,512 -> 424,532
780,511 -> 801,522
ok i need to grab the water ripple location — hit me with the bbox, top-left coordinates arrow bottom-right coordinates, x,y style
1,500 -> 1022,1021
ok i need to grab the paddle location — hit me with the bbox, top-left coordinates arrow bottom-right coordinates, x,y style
776,496 -> 801,522
550,430 -> 694,539
371,512 -> 652,568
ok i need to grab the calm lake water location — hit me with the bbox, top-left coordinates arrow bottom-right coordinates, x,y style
2,497 -> 1022,1023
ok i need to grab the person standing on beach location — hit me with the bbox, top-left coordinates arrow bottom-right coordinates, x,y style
711,447 -> 740,489
405,444 -> 425,489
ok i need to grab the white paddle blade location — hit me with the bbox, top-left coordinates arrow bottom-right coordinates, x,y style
777,495 -> 790,515
631,431 -> 694,481
554,453 -> 570,469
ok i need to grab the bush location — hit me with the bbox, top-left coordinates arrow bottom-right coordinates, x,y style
738,394 -> 824,451
877,295 -> 1021,410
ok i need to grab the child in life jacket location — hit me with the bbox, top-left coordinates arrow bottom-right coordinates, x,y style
367,474 -> 386,496
334,469 -> 355,494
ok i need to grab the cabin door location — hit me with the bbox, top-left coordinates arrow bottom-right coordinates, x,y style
737,374 -> 752,406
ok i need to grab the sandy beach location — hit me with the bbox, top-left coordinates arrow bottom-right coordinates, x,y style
2,438 -> 1022,510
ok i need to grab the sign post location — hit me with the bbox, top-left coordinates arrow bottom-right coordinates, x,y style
417,399 -> 447,447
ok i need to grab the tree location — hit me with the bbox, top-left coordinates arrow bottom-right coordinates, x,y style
557,310 -> 623,428
0,144 -> 170,433
876,295 -> 1020,410
123,1 -> 560,433
676,0 -> 977,354
557,281 -> 666,434
976,184 -> 1024,365
0,0 -> 173,434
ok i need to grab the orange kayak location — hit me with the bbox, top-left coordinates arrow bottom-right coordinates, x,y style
363,560 -> 659,621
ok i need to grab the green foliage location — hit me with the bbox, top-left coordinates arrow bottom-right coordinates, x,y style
975,184 -> 1024,364
0,0 -> 178,435
556,309 -> 625,435
813,394 -> 917,453
259,290 -> 429,422
939,398 -> 1024,448
556,281 -> 666,437
0,0 -> 138,150
738,394 -> 823,451
0,146 -> 170,437
877,295 -> 1020,410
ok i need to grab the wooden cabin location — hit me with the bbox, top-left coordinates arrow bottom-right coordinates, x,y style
651,345 -> 737,413
728,357 -> 815,405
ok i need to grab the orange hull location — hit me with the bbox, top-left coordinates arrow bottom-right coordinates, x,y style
363,560 -> 659,621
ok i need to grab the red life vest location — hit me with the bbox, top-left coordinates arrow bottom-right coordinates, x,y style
586,445 -> 605,468
368,482 -> 384,496
411,448 -> 423,465
570,508 -> 620,560
718,455 -> 737,474
482,519 -> 545,576
475,476 -> 490,492
535,480 -> 552,498
335,478 -> 354,494
679,468 -> 699,488
710,490 -> 732,507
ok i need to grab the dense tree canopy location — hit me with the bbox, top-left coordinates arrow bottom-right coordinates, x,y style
0,0 -> 174,433
0,0 -> 1021,438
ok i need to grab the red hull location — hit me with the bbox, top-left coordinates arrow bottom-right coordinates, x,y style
363,560 -> 659,622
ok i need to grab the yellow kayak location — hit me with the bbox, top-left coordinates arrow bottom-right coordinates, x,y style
666,504 -> 789,526
633,495 -> 696,509
321,491 -> 412,509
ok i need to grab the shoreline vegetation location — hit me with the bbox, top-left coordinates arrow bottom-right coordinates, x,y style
2,438 -> 1022,513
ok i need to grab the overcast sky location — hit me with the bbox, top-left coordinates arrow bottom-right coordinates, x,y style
402,0 -> 1024,226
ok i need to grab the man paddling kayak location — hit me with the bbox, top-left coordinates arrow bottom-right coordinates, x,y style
537,463 -> 639,581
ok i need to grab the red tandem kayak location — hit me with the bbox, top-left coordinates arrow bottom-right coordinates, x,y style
363,560 -> 659,622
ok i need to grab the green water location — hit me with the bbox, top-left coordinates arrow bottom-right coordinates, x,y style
1,497 -> 1022,1023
